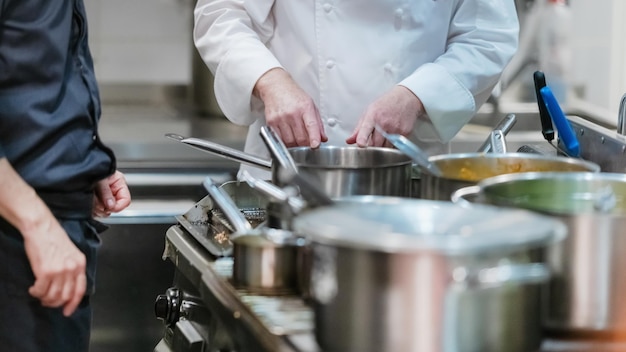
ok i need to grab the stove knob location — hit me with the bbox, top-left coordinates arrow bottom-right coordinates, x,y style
154,287 -> 181,326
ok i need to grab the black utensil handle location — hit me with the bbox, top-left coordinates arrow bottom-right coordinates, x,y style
533,71 -> 555,142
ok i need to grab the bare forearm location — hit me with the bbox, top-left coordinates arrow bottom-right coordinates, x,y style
0,158 -> 53,238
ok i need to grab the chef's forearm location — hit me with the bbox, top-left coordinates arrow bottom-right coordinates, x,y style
0,157 -> 54,239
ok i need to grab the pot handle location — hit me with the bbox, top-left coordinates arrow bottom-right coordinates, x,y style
452,263 -> 550,290
450,185 -> 481,206
166,133 -> 273,170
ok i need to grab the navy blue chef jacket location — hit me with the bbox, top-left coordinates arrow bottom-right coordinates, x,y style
0,0 -> 116,351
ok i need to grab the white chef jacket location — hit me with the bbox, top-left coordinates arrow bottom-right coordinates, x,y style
194,0 -> 519,180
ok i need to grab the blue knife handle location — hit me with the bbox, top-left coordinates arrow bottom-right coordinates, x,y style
539,86 -> 580,157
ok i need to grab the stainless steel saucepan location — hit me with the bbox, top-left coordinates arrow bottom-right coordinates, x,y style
419,152 -> 600,201
166,133 -> 413,198
203,177 -> 306,295
451,172 -> 626,337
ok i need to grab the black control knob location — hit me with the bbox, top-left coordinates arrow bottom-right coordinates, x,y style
154,287 -> 181,326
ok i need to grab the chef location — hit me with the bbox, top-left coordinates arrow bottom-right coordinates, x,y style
194,0 -> 519,179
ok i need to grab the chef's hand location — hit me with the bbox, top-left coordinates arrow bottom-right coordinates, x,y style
93,170 -> 131,218
254,68 -> 328,148
346,85 -> 425,147
23,214 -> 87,317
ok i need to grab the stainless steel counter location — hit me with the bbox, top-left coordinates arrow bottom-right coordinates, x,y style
98,103 -> 248,171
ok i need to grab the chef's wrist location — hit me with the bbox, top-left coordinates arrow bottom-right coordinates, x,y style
253,67 -> 289,100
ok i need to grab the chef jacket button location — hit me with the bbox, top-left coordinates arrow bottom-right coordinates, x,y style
327,117 -> 337,127
395,8 -> 404,17
323,3 -> 332,13
326,60 -> 335,69
384,63 -> 393,73
92,134 -> 97,141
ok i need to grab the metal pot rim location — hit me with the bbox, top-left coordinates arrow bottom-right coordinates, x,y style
428,152 -> 601,173
473,171 -> 626,217
289,145 -> 413,169
293,196 -> 566,255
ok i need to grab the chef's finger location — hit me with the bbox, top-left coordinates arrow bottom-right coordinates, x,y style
301,112 -> 323,148
355,120 -> 375,147
277,123 -> 297,147
63,273 -> 87,317
370,131 -> 386,147
290,116 -> 311,147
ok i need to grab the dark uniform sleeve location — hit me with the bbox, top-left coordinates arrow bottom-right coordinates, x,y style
0,142 -> 5,159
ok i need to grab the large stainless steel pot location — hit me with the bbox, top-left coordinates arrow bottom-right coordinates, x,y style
292,197 -> 566,352
452,172 -> 626,336
419,152 -> 600,200
167,133 -> 413,198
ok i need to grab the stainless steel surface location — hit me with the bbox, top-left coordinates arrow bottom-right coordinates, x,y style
162,225 -> 318,352
291,198 -> 565,352
203,177 -> 253,237
477,113 -> 518,152
174,136 -> 414,198
567,115 -> 626,173
176,182 -> 269,257
419,152 -> 600,201
203,177 -> 303,295
287,146 -> 412,198
489,129 -> 508,153
617,93 -> 626,136
158,194 -> 624,352
168,133 -> 273,170
375,125 -> 444,177
456,172 -> 626,335
260,126 -> 299,184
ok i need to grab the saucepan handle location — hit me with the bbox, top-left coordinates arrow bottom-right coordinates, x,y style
450,185 -> 481,207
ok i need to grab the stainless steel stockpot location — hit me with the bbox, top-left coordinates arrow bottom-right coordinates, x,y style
169,134 -> 413,198
452,172 -> 626,336
292,196 -> 566,352
419,152 -> 600,201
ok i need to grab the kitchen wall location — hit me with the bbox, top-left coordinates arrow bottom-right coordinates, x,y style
84,0 -> 626,123
84,0 -> 192,85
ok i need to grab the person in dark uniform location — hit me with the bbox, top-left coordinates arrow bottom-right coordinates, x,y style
0,1 -> 131,351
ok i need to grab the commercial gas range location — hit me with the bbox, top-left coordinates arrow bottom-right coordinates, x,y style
152,195 -> 626,352
152,112 -> 626,352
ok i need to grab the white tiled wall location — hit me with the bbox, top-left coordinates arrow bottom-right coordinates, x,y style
85,0 -> 193,84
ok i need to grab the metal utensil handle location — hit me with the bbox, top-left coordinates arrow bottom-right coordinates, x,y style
489,130 -> 507,153
277,167 -> 334,207
375,125 -> 444,177
167,133 -> 273,169
240,170 -> 307,213
203,177 -> 253,233
476,113 -> 517,152
450,186 -> 481,206
260,126 -> 299,174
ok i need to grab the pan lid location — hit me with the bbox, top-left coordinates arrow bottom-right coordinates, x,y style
292,196 -> 566,255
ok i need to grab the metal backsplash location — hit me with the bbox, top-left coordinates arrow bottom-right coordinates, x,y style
567,115 -> 626,173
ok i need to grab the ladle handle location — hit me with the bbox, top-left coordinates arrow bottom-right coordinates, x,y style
203,177 -> 253,233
